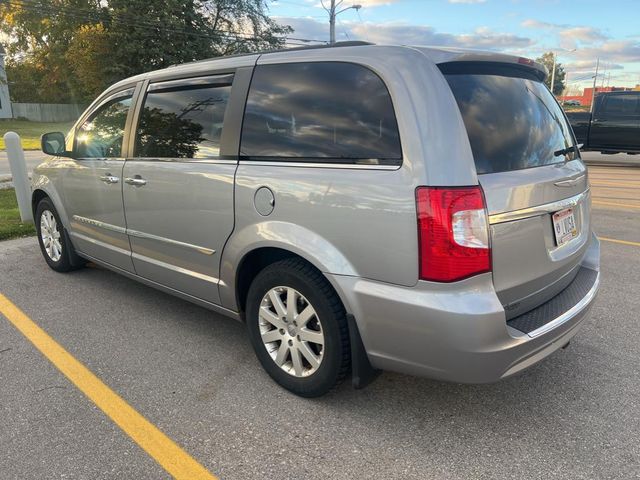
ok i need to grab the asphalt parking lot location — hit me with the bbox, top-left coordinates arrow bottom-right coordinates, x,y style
1,163 -> 639,479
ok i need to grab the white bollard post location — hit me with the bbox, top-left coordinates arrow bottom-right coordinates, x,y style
3,131 -> 33,224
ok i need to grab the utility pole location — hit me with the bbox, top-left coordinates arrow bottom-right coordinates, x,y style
590,57 -> 600,114
323,0 -> 362,44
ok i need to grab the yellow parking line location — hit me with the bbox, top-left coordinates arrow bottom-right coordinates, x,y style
593,200 -> 640,209
600,237 -> 640,248
0,293 -> 217,480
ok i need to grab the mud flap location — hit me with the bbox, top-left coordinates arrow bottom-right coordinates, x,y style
347,314 -> 382,389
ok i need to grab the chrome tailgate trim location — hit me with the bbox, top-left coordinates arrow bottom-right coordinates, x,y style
489,189 -> 590,225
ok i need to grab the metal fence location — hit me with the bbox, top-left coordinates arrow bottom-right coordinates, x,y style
11,103 -> 85,122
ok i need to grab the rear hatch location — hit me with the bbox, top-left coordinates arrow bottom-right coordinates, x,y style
439,61 -> 591,318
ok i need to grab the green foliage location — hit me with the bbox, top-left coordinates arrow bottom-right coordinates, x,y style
536,52 -> 567,96
137,107 -> 205,158
0,189 -> 36,241
0,119 -> 75,150
0,0 -> 292,103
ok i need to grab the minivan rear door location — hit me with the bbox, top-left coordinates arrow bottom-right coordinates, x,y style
440,62 -> 590,318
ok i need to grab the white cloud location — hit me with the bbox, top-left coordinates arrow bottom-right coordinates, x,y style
448,0 -> 487,3
565,60 -> 624,72
521,19 -> 559,30
572,40 -> 640,64
278,17 -> 532,50
558,27 -> 608,49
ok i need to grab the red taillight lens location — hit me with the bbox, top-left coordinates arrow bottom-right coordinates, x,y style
416,186 -> 491,282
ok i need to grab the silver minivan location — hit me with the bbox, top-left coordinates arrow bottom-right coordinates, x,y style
35,43 -> 600,397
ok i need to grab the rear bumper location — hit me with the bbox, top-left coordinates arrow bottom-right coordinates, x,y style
329,233 -> 600,383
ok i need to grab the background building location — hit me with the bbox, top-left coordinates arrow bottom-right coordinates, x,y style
560,86 -> 635,107
0,44 -> 12,119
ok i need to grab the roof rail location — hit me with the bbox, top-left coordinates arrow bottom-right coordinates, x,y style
168,41 -> 375,68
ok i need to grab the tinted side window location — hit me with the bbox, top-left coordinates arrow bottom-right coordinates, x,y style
76,94 -> 132,158
240,62 -> 402,164
602,95 -> 639,116
136,83 -> 232,158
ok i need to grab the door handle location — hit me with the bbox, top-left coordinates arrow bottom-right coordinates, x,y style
99,174 -> 120,184
124,176 -> 147,187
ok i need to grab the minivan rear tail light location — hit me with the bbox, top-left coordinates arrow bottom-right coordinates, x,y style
416,186 -> 491,282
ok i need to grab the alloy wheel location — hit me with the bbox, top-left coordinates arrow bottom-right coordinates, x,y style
40,210 -> 62,262
258,286 -> 325,377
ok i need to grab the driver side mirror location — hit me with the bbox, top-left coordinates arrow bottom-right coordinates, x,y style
41,132 -> 73,157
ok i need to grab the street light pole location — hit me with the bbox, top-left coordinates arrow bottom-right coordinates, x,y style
550,52 -> 556,95
323,0 -> 362,44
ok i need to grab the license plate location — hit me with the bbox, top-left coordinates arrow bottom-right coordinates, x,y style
552,208 -> 578,246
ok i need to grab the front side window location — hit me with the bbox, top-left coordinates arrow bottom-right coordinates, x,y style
135,83 -> 232,158
76,93 -> 132,158
240,62 -> 402,164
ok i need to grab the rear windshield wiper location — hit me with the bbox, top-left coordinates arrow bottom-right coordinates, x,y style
554,144 -> 583,157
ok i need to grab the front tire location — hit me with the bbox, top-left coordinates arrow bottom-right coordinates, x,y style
35,198 -> 84,272
246,258 -> 350,397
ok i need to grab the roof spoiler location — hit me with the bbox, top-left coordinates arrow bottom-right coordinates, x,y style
414,47 -> 548,82
438,58 -> 548,82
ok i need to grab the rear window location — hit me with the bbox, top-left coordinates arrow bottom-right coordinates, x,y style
240,62 -> 402,165
442,65 -> 577,174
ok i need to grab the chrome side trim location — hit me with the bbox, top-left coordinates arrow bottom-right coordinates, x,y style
240,160 -> 400,171
489,189 -> 590,225
69,231 -> 132,257
72,215 -> 215,255
72,215 -> 127,234
527,269 -> 600,338
127,229 -> 216,255
131,252 -> 219,284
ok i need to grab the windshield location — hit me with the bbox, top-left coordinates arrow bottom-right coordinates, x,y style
443,70 -> 577,174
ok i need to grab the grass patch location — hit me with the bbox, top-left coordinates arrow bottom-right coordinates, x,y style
0,188 -> 36,241
0,120 -> 75,150
563,105 -> 591,112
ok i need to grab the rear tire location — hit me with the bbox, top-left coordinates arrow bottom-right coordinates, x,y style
35,198 -> 85,272
246,258 -> 350,397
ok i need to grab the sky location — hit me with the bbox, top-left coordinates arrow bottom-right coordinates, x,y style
269,0 -> 640,91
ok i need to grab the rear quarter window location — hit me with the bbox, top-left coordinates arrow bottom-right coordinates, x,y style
240,62 -> 402,165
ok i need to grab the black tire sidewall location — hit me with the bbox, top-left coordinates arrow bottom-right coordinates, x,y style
246,262 -> 348,397
35,199 -> 73,272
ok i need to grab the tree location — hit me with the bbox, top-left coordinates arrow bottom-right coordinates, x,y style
0,0 -> 291,103
536,52 -> 566,96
